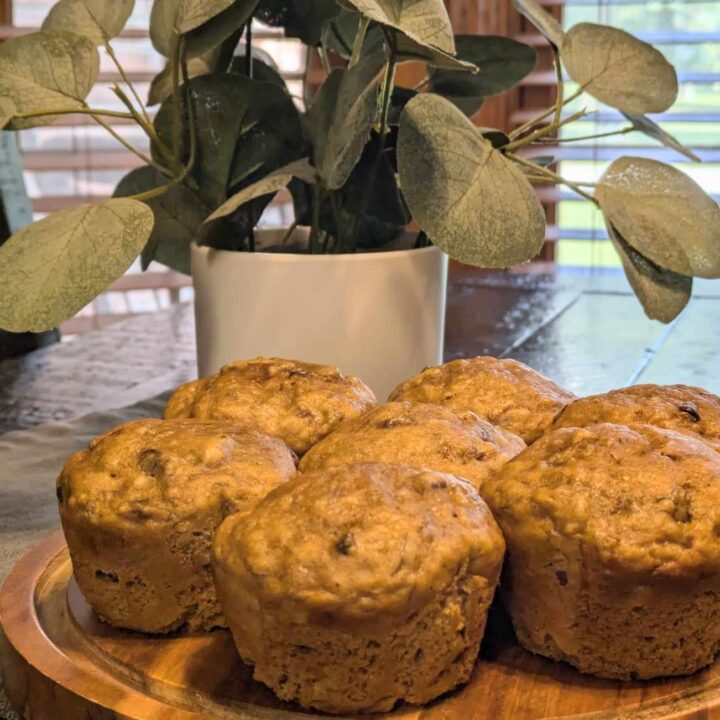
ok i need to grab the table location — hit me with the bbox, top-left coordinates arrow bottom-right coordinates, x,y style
0,271 -> 718,435
0,270 -> 719,719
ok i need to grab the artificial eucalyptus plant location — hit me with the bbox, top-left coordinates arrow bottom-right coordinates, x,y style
0,0 -> 718,333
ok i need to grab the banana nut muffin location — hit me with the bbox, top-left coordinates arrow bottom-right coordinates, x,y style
389,356 -> 575,443
57,418 -> 296,634
552,384 -> 720,452
482,422 -> 720,680
212,462 -> 505,713
299,401 -> 525,492
164,357 -> 377,455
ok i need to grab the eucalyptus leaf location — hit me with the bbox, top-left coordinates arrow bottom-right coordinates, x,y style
257,0 -> 340,46
563,23 -> 678,114
183,1 -> 256,57
229,55 -> 288,92
149,27 -> 241,105
596,156 -> 720,279
42,0 -> 134,45
205,158 -> 315,223
622,112 -> 700,163
0,30 -> 99,129
429,36 -> 537,116
309,51 -> 386,190
511,0 -> 563,48
393,33 -> 476,72
341,0 -> 455,54
153,74 -> 302,209
150,0 -> 255,57
606,220 -> 691,323
398,93 -> 545,267
113,167 -> 209,274
321,8 -> 384,58
0,199 -> 153,332
0,97 -> 16,129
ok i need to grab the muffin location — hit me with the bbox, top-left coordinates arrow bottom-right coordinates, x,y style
482,423 -> 720,680
165,357 -> 377,455
57,418 -> 297,633
389,356 -> 575,443
212,463 -> 505,713
552,384 -> 720,452
299,401 -> 525,491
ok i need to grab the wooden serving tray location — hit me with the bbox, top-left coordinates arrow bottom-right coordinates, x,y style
2,533 -> 720,720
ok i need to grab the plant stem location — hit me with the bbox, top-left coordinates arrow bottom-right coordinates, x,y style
104,40 -> 153,126
12,107 -> 134,120
280,219 -> 299,247
507,152 -> 598,204
503,107 -> 589,152
350,17 -> 370,67
508,86 -> 585,140
536,126 -> 635,144
245,18 -> 253,77
318,46 -> 333,75
90,112 -> 167,172
309,183 -> 323,253
412,76 -> 431,91
245,18 -> 255,251
303,45 -> 313,108
552,45 -> 563,126
171,35 -> 183,159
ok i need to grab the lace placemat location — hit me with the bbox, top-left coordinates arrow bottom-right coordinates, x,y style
0,394 -> 168,719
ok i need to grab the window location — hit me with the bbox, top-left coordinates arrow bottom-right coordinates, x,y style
553,0 -> 720,272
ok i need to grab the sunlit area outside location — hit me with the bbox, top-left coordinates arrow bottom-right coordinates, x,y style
555,0 -> 720,272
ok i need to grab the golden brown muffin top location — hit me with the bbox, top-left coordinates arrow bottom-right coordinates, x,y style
483,423 -> 720,581
552,384 -> 720,452
213,463 -> 505,632
389,356 -> 575,443
299,402 -> 524,491
164,357 -> 377,455
58,418 -> 297,526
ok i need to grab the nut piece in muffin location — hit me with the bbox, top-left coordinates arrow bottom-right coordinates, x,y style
58,418 -> 296,634
212,462 -> 505,714
389,356 -> 575,443
299,401 -> 525,492
552,384 -> 720,452
482,423 -> 720,680
165,357 -> 376,455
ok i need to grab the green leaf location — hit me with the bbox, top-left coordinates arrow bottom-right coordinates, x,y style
398,93 -> 545,267
229,54 -> 288,91
622,112 -> 700,163
150,0 -> 256,57
153,74 -> 302,209
113,167 -> 209,274
149,26 -> 241,105
309,51 -> 386,190
42,0 -> 134,45
184,1 -> 256,57
321,8 -> 384,58
606,220 -> 691,324
257,0 -> 340,46
341,0 -> 455,54
429,36 -> 537,116
563,23 -> 678,114
0,199 -> 153,332
205,158 -> 315,223
0,97 -> 16,129
511,0 -> 563,48
0,30 -> 99,129
596,156 -> 720,279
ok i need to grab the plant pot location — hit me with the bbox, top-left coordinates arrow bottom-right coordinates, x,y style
190,229 -> 448,399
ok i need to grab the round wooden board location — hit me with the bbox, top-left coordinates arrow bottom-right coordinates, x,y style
2,534 -> 720,720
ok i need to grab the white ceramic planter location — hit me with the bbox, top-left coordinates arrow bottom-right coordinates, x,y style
191,230 -> 448,399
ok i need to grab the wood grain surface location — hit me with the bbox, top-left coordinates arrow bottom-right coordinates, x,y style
3,533 -> 720,720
